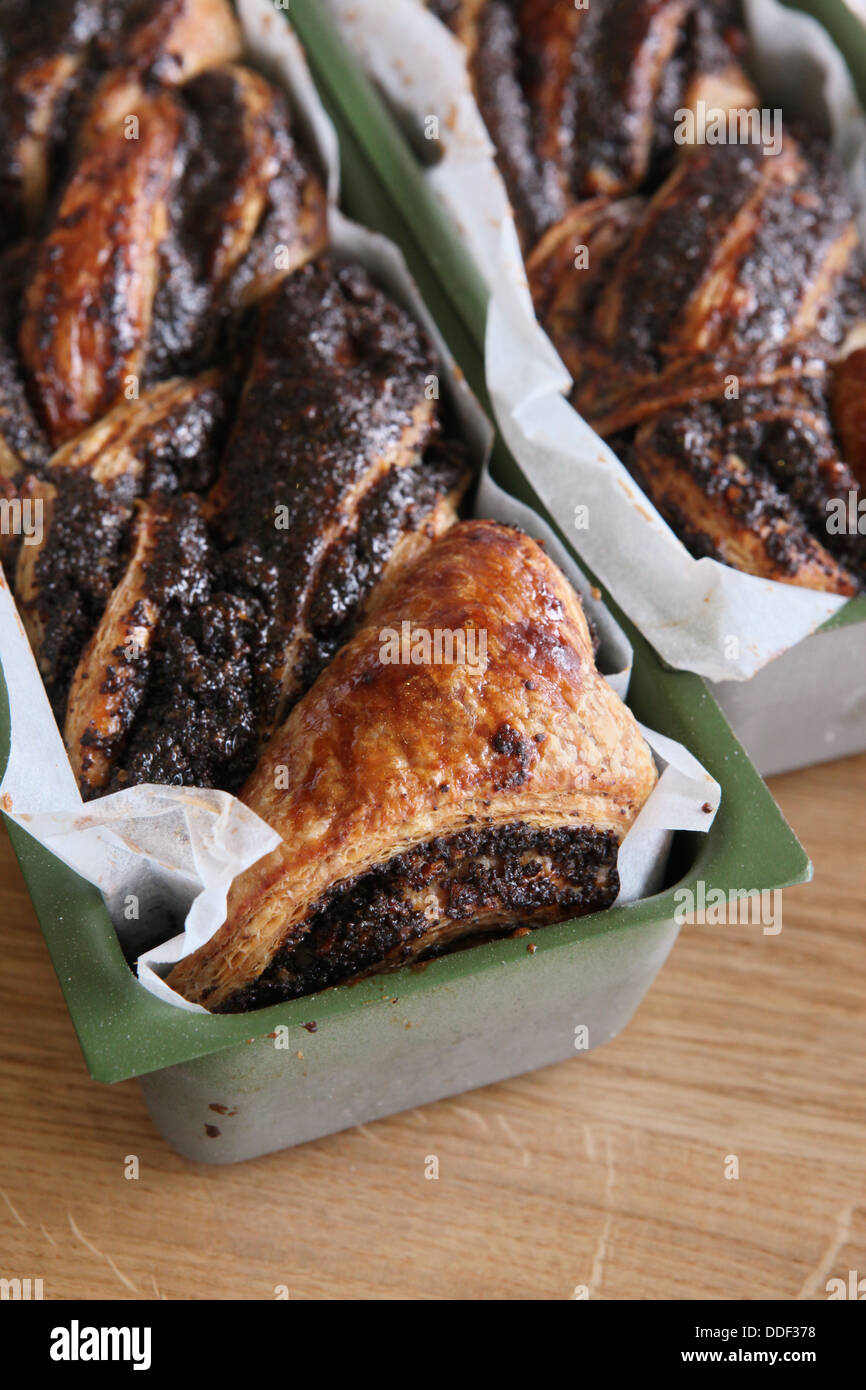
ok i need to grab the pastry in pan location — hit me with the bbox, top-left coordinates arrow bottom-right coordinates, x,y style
430,0 -> 866,593
0,0 -> 244,254
205,261 -> 470,741
19,60 -> 326,445
15,371 -> 229,710
0,0 -> 660,1008
0,0 -> 470,803
167,520 -> 658,1011
528,135 -> 866,594
22,263 -> 472,798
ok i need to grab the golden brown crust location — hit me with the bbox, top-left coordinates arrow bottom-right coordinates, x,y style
0,2 -> 97,247
4,4 -> 484,822
168,521 -> 658,1009
9,51 -> 81,228
18,47 -> 325,447
119,0 -> 242,84
77,0 -> 243,152
20,88 -> 183,445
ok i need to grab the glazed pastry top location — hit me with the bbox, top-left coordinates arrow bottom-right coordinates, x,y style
168,520 -> 658,1008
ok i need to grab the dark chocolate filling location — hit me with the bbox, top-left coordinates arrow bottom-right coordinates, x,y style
104,493 -> 267,795
215,821 -> 621,1012
472,0 -> 558,249
29,378 -> 229,716
617,383 -> 866,585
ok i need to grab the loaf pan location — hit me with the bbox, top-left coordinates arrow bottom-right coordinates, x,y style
0,2 -> 810,1163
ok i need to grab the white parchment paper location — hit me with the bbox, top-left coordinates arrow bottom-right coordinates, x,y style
324,0 -> 866,682
0,0 -> 719,1015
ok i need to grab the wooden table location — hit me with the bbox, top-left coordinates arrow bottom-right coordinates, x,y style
1,754 -> 864,1301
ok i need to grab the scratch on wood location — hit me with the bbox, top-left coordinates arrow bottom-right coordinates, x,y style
450,1103 -> 489,1134
0,1188 -> 27,1228
497,1113 -> 532,1168
354,1122 -> 386,1147
589,1214 -> 612,1297
68,1211 -> 139,1295
796,1206 -> 854,1300
604,1133 -> 616,1204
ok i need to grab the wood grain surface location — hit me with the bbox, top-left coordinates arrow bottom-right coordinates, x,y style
0,753 -> 864,1301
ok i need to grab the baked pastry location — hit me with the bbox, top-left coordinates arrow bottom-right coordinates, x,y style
167,520 -> 658,1011
0,0 -> 470,798
21,263 -> 471,797
431,0 -> 866,592
19,62 -> 326,445
0,0 -> 101,251
1,0 -> 659,1006
0,0 -> 243,253
207,261 -> 470,738
15,370 -> 229,712
430,0 -> 751,247
528,136 -> 866,592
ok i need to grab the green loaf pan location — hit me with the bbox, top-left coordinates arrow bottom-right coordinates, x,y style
0,4 -> 809,1165
306,0 -> 866,777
